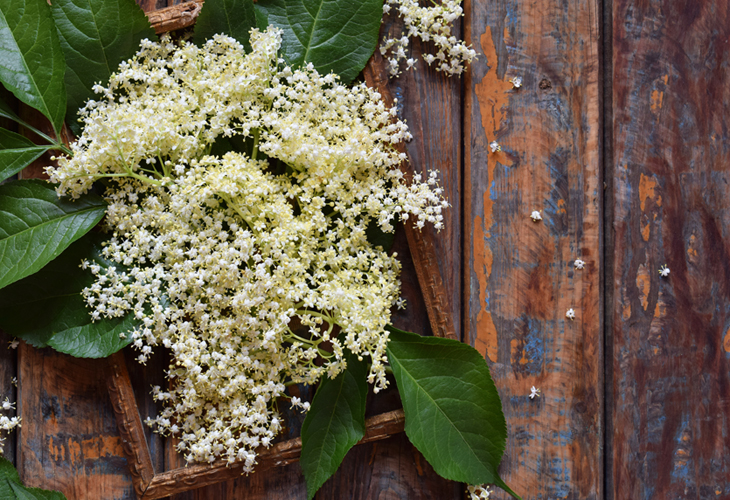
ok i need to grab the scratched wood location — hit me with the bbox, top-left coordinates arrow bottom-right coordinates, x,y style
17,344 -> 136,499
464,0 -> 602,499
609,1 -> 730,498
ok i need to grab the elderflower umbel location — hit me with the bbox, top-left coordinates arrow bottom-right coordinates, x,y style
380,0 -> 477,76
47,28 -> 447,471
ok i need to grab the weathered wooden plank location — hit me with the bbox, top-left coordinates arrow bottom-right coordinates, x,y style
464,0 -> 602,498
17,344 -> 136,499
610,1 -> 730,498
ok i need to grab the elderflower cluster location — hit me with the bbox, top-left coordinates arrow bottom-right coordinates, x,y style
0,396 -> 20,455
381,0 -> 477,76
47,28 -> 447,470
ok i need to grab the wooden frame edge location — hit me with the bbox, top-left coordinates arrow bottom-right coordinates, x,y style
108,350 -> 405,499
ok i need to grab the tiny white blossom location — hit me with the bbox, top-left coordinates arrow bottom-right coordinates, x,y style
530,210 -> 542,222
489,141 -> 501,153
510,76 -> 522,88
467,484 -> 491,499
659,264 -> 670,277
529,386 -> 540,399
574,259 -> 585,270
566,308 -> 576,320
8,339 -> 19,349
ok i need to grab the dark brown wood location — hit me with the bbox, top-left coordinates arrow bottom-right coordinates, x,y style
17,344 -> 137,498
610,1 -> 730,498
107,353 -> 156,497
363,52 -> 458,342
144,0 -> 203,34
464,0 -> 602,498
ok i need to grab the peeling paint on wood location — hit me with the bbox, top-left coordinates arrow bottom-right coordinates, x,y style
611,0 -> 730,498
465,0 -> 602,498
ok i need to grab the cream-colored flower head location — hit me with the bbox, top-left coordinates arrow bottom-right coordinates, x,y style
380,0 -> 477,77
48,28 -> 447,470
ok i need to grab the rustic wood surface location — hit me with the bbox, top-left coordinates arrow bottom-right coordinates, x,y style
5,0 -> 730,499
609,0 -> 730,498
464,0 -> 602,499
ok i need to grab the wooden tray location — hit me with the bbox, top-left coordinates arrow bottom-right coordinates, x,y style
105,3 -> 457,498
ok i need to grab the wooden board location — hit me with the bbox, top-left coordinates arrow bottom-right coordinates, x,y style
609,1 -> 730,498
464,0 -> 602,498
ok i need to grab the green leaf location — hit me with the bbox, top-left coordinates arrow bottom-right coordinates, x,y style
0,233 -> 136,357
0,0 -> 67,136
10,483 -> 67,500
385,326 -> 520,498
0,128 -> 51,182
1,457 -> 67,500
193,0 -> 257,51
51,0 -> 157,136
0,179 -> 106,290
255,0 -> 383,83
300,351 -> 368,499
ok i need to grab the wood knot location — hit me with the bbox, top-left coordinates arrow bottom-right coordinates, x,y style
539,78 -> 552,90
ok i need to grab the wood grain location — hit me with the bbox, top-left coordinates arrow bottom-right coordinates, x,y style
610,1 -> 730,498
464,0 -> 602,498
17,344 -> 136,499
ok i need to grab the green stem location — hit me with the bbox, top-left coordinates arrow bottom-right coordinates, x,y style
251,128 -> 260,160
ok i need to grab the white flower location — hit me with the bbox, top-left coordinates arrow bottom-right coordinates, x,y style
574,259 -> 585,270
46,28 -> 447,472
380,0 -> 476,77
467,484 -> 491,499
566,308 -> 576,320
529,386 -> 540,399
659,264 -> 670,277
530,210 -> 542,222
509,76 -> 522,88
489,141 -> 501,153
8,339 -> 19,349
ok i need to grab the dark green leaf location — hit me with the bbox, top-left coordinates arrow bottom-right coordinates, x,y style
300,351 -> 368,499
0,179 -> 106,290
51,0 -> 157,136
255,0 -> 383,83
193,0 -> 257,51
0,129 -> 51,182
10,482 -> 67,500
385,326 -> 519,498
1,457 -> 67,500
0,232 -> 136,357
0,0 -> 67,136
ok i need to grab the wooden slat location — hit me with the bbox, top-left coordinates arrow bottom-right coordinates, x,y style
17,344 -> 136,499
464,0 -> 602,498
610,1 -> 730,498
